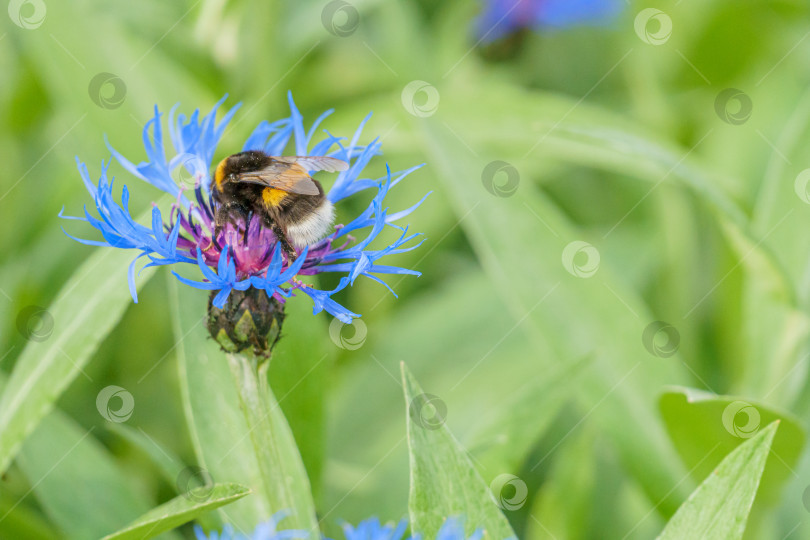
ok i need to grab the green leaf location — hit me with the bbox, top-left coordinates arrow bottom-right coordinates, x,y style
413,111 -> 692,515
267,292 -> 332,500
0,489 -> 59,540
659,387 -> 805,507
170,281 -> 318,535
738,88 -> 810,401
106,422 -> 185,488
657,421 -> 779,540
465,356 -> 589,476
322,269 -> 550,526
171,279 -> 271,529
401,363 -> 515,539
0,208 -> 159,476
0,375 -> 153,540
227,353 -> 319,535
16,415 -> 154,540
101,483 -> 250,540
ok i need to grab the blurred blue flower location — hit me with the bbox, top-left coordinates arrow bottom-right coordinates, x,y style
341,517 -> 409,540
196,516 -> 490,540
341,517 -> 484,540
61,92 -> 427,323
476,0 -> 623,41
194,511 -> 307,540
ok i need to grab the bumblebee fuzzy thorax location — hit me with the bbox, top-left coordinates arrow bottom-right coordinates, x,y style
213,150 -> 269,191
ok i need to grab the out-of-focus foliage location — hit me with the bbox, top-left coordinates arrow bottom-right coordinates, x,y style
2,0 -> 810,538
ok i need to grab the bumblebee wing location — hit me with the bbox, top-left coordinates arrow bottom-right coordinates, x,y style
276,156 -> 350,173
238,162 -> 320,195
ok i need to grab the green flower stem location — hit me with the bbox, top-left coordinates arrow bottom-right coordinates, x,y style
227,352 -> 319,537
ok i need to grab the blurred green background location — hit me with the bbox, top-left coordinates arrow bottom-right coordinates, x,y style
3,0 -> 810,538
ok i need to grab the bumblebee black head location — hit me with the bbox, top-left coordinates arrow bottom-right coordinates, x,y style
214,150 -> 270,190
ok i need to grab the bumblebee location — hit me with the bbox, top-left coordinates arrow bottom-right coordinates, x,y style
211,150 -> 349,259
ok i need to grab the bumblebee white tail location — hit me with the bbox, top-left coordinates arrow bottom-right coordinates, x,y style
287,200 -> 335,247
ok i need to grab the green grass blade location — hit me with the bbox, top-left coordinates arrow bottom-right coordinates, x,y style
464,356 -> 590,476
100,483 -> 250,540
0,214 -> 158,475
16,412 -> 154,540
321,269 -> 549,526
0,491 -> 59,540
106,423 -> 185,488
0,374 -> 157,540
415,116 -> 691,515
657,422 -> 779,540
402,363 -> 515,539
659,387 -> 805,507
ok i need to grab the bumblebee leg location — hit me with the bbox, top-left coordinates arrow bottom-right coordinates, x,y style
264,218 -> 297,262
214,203 -> 250,246
243,210 -> 254,245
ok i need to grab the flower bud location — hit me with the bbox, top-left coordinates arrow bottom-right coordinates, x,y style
207,288 -> 284,359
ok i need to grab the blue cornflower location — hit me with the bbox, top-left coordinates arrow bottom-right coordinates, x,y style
194,511 -> 307,540
341,517 -> 484,540
195,516 -> 486,540
476,0 -> 623,41
341,517 -> 409,540
61,92 -> 428,323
